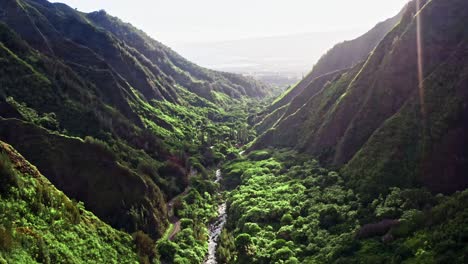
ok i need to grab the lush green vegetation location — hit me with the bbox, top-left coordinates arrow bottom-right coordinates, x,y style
217,150 -> 468,263
1,0 -> 467,263
0,0 -> 267,259
0,0 -> 270,245
156,172 -> 222,264
0,141 -> 139,263
252,0 -> 468,197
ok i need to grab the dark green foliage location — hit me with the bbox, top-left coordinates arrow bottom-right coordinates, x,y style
0,227 -> 13,252
319,207 -> 342,229
4,97 -> 59,131
0,0 -> 467,263
255,7 -> 403,126
83,136 -> 116,159
159,161 -> 188,194
247,150 -> 271,161
133,231 -> 157,264
0,118 -> 168,239
252,0 -> 468,198
219,150 -> 468,263
169,190 -> 215,263
155,168 -> 223,264
216,229 -> 236,263
0,0 -> 269,245
234,233 -> 252,249
0,141 -> 138,263
0,151 -> 18,194
157,240 -> 179,262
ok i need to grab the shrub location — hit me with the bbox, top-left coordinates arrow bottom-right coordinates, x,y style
158,161 -> 187,187
38,113 -> 59,130
191,162 -> 208,178
180,218 -> 194,229
133,231 -> 156,264
319,207 -> 342,229
0,151 -> 18,194
272,247 -> 294,262
137,160 -> 160,180
83,136 -> 115,159
281,213 -> 294,225
35,238 -> 51,264
285,257 -> 300,264
63,199 -> 81,224
0,227 -> 13,252
243,222 -> 261,235
235,233 -> 252,251
157,240 -> 179,262
248,150 -> 271,161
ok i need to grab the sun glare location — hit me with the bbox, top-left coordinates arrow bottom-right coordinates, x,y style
416,0 -> 426,118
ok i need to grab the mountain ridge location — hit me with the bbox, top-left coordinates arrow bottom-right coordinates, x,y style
0,140 -> 141,263
252,0 -> 468,196
257,6 -> 405,119
0,0 -> 269,240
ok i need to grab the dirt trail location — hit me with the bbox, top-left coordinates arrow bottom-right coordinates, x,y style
166,168 -> 196,241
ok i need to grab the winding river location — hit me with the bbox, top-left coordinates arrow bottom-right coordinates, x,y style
204,169 -> 227,264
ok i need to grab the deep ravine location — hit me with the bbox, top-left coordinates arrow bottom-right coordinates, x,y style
204,169 -> 228,264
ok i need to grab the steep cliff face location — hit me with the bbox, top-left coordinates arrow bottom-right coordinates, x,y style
0,118 -> 167,238
253,0 -> 468,195
0,0 -> 269,239
309,9 -> 404,80
0,140 -> 139,263
0,0 -> 269,102
87,10 -> 268,99
258,7 -> 404,121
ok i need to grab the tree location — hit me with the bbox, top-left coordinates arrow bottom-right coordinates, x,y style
235,233 -> 253,254
157,240 -> 179,262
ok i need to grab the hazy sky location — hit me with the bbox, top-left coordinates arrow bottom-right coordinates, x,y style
51,0 -> 409,46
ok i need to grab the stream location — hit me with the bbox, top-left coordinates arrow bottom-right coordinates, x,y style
204,169 -> 227,264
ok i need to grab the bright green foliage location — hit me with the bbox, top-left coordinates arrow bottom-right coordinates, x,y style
0,142 -> 138,263
218,150 -> 468,264
170,189 -> 214,263
156,173 -> 221,264
221,150 -> 359,263
0,0 -> 269,241
0,151 -> 18,194
0,1 -> 467,263
252,0 -> 468,200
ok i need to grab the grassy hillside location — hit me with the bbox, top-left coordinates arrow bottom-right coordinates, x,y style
85,9 -> 269,101
0,140 -> 140,263
0,0 -> 269,241
1,0 -> 467,263
253,6 -> 404,125
253,0 -> 468,196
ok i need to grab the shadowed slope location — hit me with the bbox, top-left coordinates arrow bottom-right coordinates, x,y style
253,0 -> 468,195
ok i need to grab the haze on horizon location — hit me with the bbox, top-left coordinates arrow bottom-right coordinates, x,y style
51,0 -> 408,44
51,0 -> 410,85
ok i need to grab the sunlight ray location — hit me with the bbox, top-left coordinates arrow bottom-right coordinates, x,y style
416,0 -> 426,118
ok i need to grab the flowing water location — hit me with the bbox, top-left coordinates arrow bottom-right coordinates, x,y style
204,169 -> 227,264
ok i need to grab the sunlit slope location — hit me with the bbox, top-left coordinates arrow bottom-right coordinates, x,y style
256,7 -> 404,124
0,140 -> 139,263
253,0 -> 468,194
0,0 -> 268,240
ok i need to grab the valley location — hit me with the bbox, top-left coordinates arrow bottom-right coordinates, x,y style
0,0 -> 468,263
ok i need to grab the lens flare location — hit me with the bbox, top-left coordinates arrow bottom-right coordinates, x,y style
416,0 -> 426,118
